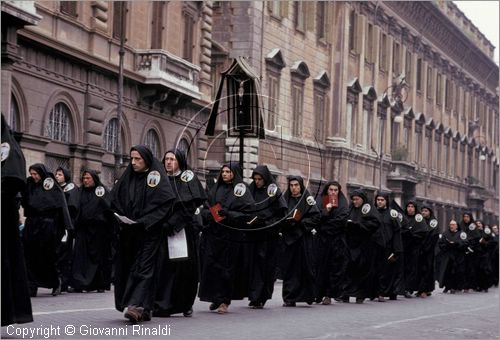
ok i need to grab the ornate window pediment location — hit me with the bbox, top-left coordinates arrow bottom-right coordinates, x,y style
291,60 -> 310,79
265,48 -> 286,70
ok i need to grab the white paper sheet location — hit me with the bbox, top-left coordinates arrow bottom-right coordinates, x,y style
168,228 -> 189,260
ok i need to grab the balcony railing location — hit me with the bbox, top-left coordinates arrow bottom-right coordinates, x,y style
135,49 -> 201,100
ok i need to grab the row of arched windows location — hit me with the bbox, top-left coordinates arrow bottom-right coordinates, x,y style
10,92 -> 193,161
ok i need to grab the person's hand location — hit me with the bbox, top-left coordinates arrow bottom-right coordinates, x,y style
326,203 -> 333,211
311,228 -> 317,235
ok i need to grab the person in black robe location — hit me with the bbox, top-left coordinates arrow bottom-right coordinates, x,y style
244,165 -> 287,308
153,149 -> 206,317
54,166 -> 79,293
22,163 -> 72,297
400,200 -> 427,297
1,114 -> 33,326
415,204 -> 439,298
315,181 -> 349,305
436,220 -> 467,293
71,170 -> 113,293
459,212 -> 480,293
279,175 -> 321,307
491,225 -> 499,287
474,220 -> 493,292
342,189 -> 381,304
198,162 -> 255,314
198,162 -> 255,313
111,145 -> 175,323
374,192 -> 404,301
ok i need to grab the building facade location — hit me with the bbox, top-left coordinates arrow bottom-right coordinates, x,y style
209,1 -> 499,226
2,1 -> 498,226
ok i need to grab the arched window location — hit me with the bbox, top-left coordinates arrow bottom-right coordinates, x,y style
103,118 -> 119,153
10,94 -> 20,132
144,129 -> 160,158
46,102 -> 71,142
177,138 -> 190,154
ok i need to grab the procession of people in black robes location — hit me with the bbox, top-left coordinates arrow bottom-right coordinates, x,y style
3,139 -> 498,326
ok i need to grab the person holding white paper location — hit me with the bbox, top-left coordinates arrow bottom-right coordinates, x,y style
153,149 -> 206,318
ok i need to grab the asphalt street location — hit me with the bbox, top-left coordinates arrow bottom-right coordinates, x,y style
2,281 -> 499,340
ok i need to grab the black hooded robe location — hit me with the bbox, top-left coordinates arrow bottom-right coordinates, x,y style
22,163 -> 72,294
280,175 -> 321,305
437,229 -> 467,291
459,213 -> 480,291
401,202 -> 428,293
71,170 -> 113,292
1,114 -> 33,326
375,194 -> 405,298
474,224 -> 493,291
315,181 -> 350,301
342,189 -> 381,301
56,166 -> 79,292
417,206 -> 440,295
198,162 -> 255,308
489,232 -> 498,287
244,165 -> 287,306
153,149 -> 206,316
111,145 -> 175,315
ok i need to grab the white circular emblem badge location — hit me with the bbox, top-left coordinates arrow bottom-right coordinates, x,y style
361,203 -> 371,215
95,186 -> 105,197
460,232 -> 467,240
306,195 -> 316,206
468,223 -> 476,231
415,214 -> 423,222
147,170 -> 161,188
267,183 -> 278,197
484,227 -> 491,235
390,209 -> 398,218
234,183 -> 246,197
1,142 -> 10,162
43,177 -> 54,190
180,170 -> 194,183
64,183 -> 75,192
430,219 -> 438,229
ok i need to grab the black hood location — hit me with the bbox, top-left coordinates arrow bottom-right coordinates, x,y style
56,166 -> 72,183
374,191 -> 391,208
251,165 -> 274,186
81,169 -> 104,189
320,181 -> 348,209
405,200 -> 419,213
285,175 -> 306,195
420,203 -> 435,219
28,163 -> 52,180
349,188 -> 368,205
130,145 -> 154,169
162,148 -> 188,172
217,162 -> 243,184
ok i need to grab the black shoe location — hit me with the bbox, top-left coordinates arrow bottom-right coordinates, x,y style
341,296 -> 350,303
443,288 -> 449,294
142,310 -> 151,322
389,295 -> 397,300
404,291 -> 413,299
356,298 -> 364,304
97,289 -> 105,293
67,287 -> 83,293
29,286 -> 37,297
252,302 -> 264,309
209,303 -> 218,311
183,308 -> 193,317
51,281 -> 61,296
282,301 -> 296,307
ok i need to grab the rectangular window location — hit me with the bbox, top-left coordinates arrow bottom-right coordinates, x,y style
416,58 -> 422,91
314,93 -> 326,142
183,12 -> 195,62
426,66 -> 433,99
445,79 -> 451,109
415,131 -> 422,163
456,86 -> 461,117
365,23 -> 374,62
348,10 -> 356,51
380,33 -> 388,70
269,1 -> 282,18
291,84 -> 304,136
427,134 -> 433,168
113,2 -> 127,40
435,138 -> 440,170
60,1 -> 77,17
391,120 -> 399,153
445,143 -> 450,175
363,107 -> 373,150
405,50 -> 412,84
267,75 -> 280,131
294,1 -> 305,32
392,42 -> 400,74
316,1 -> 327,40
151,1 -> 165,49
436,73 -> 442,105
